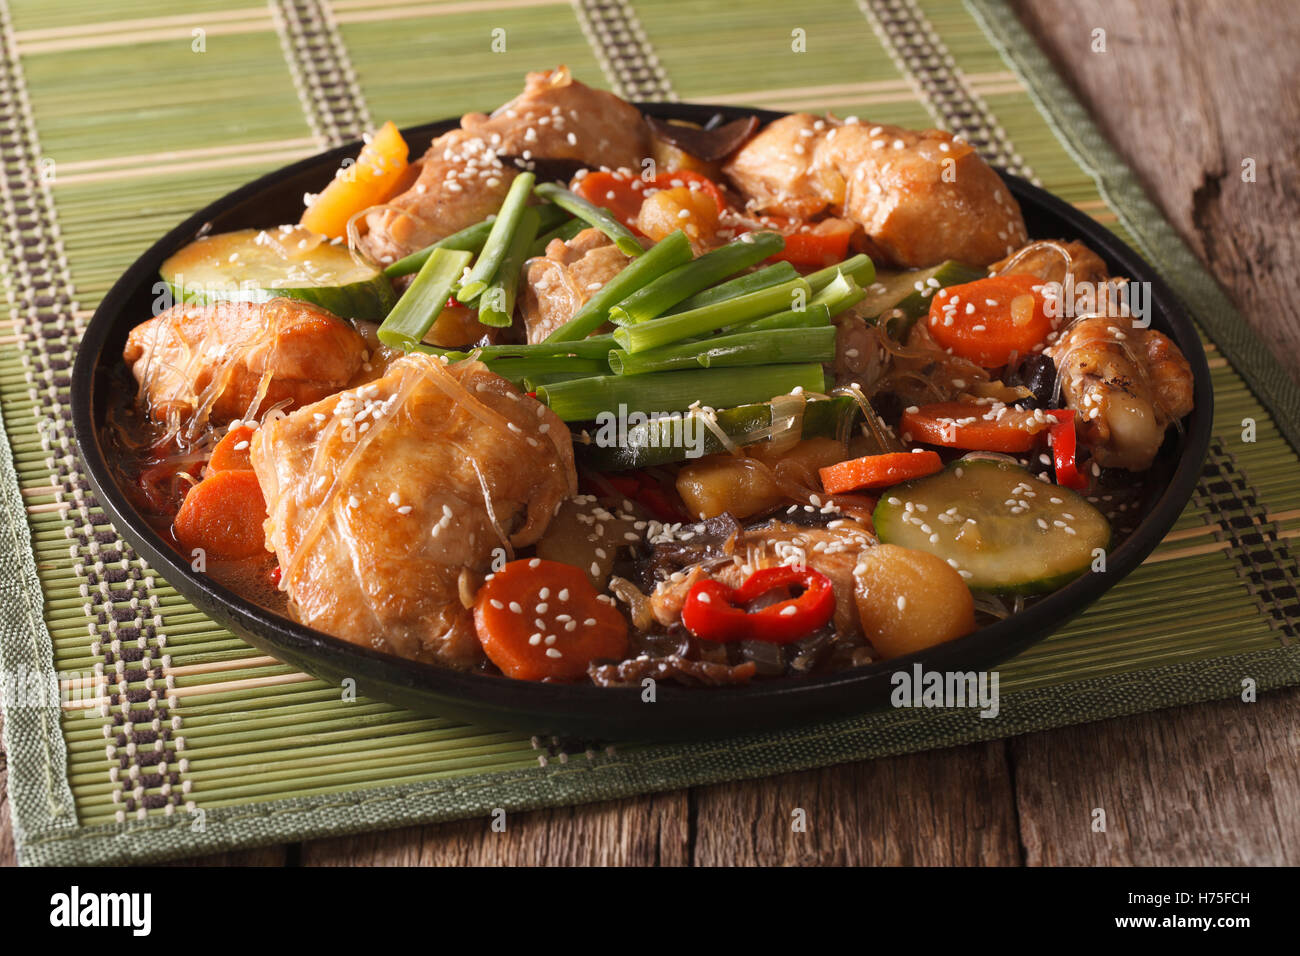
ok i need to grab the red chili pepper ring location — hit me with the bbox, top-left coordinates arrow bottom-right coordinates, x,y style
681,565 -> 836,644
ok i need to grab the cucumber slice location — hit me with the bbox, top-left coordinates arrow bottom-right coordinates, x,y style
861,260 -> 985,337
161,227 -> 397,320
577,395 -> 858,471
873,457 -> 1111,594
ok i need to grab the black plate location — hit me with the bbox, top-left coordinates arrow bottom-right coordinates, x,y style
70,103 -> 1214,740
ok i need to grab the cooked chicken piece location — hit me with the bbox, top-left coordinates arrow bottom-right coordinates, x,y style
650,519 -> 874,637
123,298 -> 365,435
361,68 -> 650,263
723,114 -> 1027,268
359,128 -> 517,265
1046,315 -> 1194,470
461,66 -> 650,172
520,227 -> 632,342
991,239 -> 1109,286
250,354 -> 576,669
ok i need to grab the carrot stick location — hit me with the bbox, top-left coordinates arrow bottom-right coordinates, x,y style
819,451 -> 944,493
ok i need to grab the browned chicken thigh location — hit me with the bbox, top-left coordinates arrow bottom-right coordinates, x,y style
1046,315 -> 1194,470
520,227 -> 633,342
361,67 -> 650,263
123,298 -> 366,435
250,354 -> 576,669
724,114 -> 1027,268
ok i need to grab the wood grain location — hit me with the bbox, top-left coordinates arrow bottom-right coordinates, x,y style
690,743 -> 1020,866
299,792 -> 689,866
1010,0 -> 1300,383
1013,688 -> 1300,865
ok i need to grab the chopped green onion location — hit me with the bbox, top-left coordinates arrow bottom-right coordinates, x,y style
535,181 -> 644,257
413,334 -> 616,362
669,261 -> 800,314
544,230 -> 693,343
608,232 -> 785,325
722,302 -> 832,334
481,355 -> 606,385
538,364 -> 828,420
810,272 -> 866,316
528,216 -> 585,257
609,326 -> 837,375
383,205 -> 568,278
806,253 -> 875,292
383,220 -> 493,278
457,171 -> 536,302
477,207 -> 539,328
613,277 -> 811,353
376,247 -> 474,351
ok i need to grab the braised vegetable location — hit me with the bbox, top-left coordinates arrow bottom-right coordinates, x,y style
577,394 -> 858,471
682,566 -> 836,643
862,260 -> 985,335
819,450 -> 944,494
473,558 -> 629,680
608,325 -> 837,375
852,544 -> 975,658
161,227 -> 396,320
873,458 -> 1111,594
457,172 -> 536,302
613,277 -> 811,353
538,363 -> 828,421
376,247 -> 474,350
535,180 -> 644,257
676,455 -> 784,520
924,274 -> 1053,367
1046,409 -> 1088,490
208,423 -> 256,473
901,400 -> 1050,453
609,232 -> 785,324
476,206 -> 540,327
173,469 -> 267,560
300,121 -> 409,239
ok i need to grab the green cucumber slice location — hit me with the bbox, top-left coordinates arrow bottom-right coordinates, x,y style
161,227 -> 397,320
577,395 -> 859,471
873,457 -> 1111,594
861,260 -> 985,337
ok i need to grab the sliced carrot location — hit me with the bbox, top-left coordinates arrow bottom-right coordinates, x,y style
474,559 -> 629,681
901,400 -> 1049,453
769,219 -> 855,268
925,274 -> 1053,367
300,120 -> 410,239
208,424 -> 256,473
173,470 -> 268,560
819,451 -> 944,494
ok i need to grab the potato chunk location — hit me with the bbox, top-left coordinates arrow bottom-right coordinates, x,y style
853,544 -> 975,659
676,455 -> 783,520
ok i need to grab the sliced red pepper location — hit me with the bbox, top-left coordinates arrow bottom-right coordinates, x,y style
682,565 -> 835,644
1046,409 -> 1088,490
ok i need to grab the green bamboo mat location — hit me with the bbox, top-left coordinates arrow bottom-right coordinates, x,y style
1,0 -> 1297,866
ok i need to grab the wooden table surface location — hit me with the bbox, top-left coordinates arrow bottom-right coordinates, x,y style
2,0 -> 1297,867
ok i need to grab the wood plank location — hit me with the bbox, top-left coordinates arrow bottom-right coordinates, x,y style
691,743 -> 1020,866
299,792 -> 689,866
1011,0 -> 1300,379
1012,688 -> 1300,865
